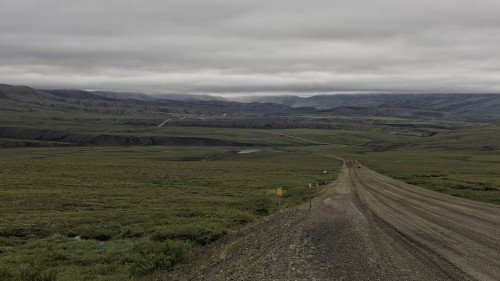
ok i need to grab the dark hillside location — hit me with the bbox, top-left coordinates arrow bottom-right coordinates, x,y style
44,89 -> 114,101
0,84 -> 61,102
253,93 -> 500,120
0,127 -> 248,147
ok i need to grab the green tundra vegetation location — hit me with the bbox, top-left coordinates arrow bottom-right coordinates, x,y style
0,145 -> 340,280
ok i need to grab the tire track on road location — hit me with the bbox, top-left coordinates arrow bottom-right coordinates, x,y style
351,163 -> 500,281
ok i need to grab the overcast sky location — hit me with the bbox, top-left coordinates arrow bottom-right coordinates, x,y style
1,0 -> 500,96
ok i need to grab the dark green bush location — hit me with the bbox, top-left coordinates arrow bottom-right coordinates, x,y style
0,268 -> 14,280
19,268 -> 56,281
77,227 -> 114,241
237,197 -> 273,216
129,240 -> 189,276
151,224 -> 225,245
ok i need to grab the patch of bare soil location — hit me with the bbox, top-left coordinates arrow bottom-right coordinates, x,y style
238,149 -> 261,154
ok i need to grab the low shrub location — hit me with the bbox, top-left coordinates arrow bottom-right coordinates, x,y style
0,268 -> 14,280
129,240 -> 189,276
237,197 -> 273,216
151,223 -> 226,245
77,226 -> 114,241
19,267 -> 56,281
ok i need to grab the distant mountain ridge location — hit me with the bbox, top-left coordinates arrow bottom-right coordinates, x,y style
91,91 -> 157,101
42,89 -> 226,102
43,89 -> 114,101
0,84 -> 306,116
1,83 -> 500,121
247,93 -> 500,119
0,84 -> 61,102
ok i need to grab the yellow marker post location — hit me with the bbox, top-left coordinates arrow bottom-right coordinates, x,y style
277,186 -> 283,197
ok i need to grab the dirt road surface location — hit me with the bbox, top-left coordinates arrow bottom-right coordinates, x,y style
165,158 -> 500,281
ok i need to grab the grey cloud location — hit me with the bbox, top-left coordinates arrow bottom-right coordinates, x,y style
1,0 -> 500,95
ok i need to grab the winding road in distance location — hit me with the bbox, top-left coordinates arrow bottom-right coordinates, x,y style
175,158 -> 500,281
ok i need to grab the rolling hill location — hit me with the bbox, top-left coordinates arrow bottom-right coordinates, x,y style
247,93 -> 500,121
3,84 -> 500,121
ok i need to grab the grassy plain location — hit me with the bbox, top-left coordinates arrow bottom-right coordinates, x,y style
0,146 -> 340,280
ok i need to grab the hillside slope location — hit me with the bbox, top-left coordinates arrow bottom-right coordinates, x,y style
250,93 -> 500,121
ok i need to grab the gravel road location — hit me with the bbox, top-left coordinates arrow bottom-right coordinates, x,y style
165,158 -> 500,281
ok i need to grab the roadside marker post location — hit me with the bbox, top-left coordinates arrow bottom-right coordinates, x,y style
323,170 -> 328,191
277,186 -> 283,247
308,183 -> 312,209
